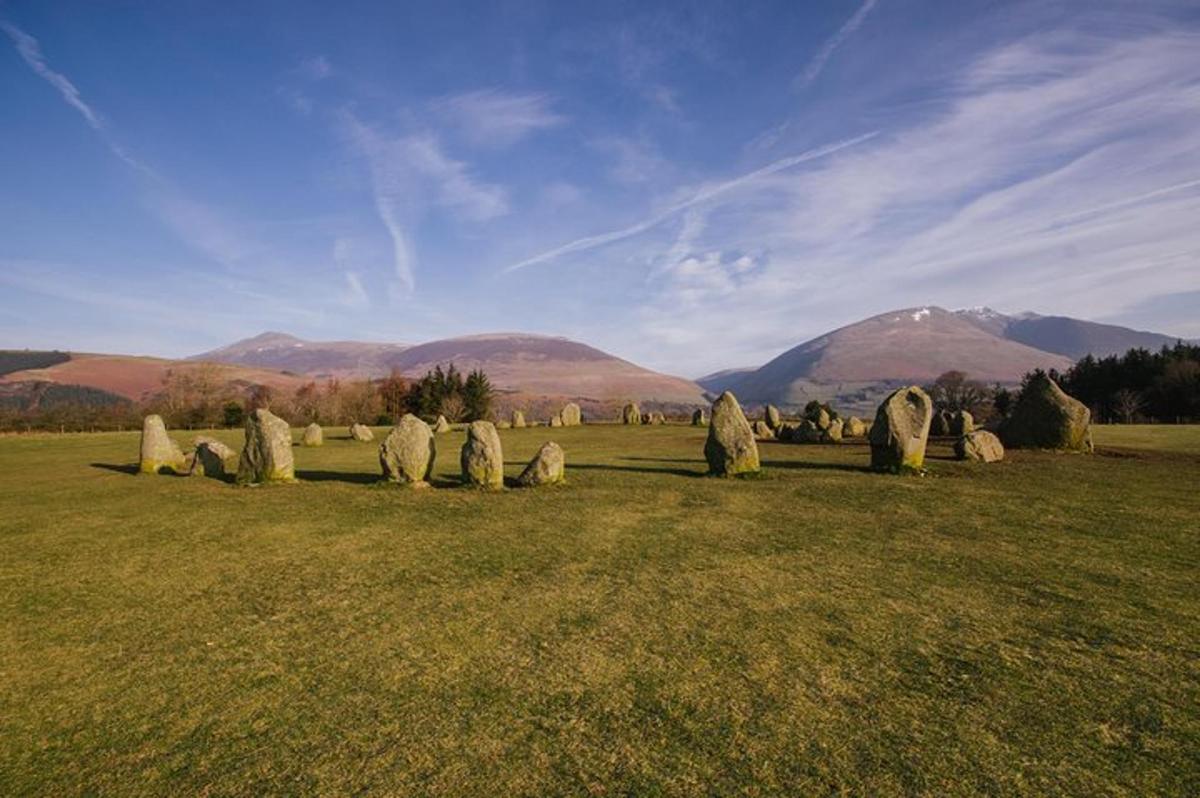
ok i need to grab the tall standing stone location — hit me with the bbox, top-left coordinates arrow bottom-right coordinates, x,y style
461,420 -> 504,489
622,403 -> 641,425
379,414 -> 436,486
561,402 -> 582,426
516,441 -> 565,487
302,423 -> 323,447
237,408 -> 295,484
511,410 -> 526,429
692,408 -> 708,426
765,404 -> 782,431
349,423 -> 375,442
949,410 -> 974,437
139,415 -> 186,475
869,386 -> 933,473
704,391 -> 760,476
1000,374 -> 1093,452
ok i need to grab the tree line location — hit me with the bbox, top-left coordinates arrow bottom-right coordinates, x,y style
0,363 -> 495,432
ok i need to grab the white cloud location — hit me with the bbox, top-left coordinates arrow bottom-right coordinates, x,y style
434,89 -> 565,147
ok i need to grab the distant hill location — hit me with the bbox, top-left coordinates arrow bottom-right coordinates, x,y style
0,353 -> 312,402
190,332 -> 410,378
0,350 -> 71,377
955,308 -> 1182,360
696,367 -> 756,395
195,332 -> 707,404
721,307 -> 1073,413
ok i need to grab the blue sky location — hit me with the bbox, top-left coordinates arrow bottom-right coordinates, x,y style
2,0 -> 1198,376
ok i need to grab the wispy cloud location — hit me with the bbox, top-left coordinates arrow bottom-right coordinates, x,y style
797,0 -> 879,88
502,131 -> 878,273
342,113 -> 509,295
434,89 -> 565,148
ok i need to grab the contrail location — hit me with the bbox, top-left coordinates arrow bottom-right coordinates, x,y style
502,130 -> 879,274
798,0 -> 880,88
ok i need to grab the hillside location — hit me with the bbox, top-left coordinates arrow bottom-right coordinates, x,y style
190,332 -> 410,378
724,307 -> 1073,411
0,353 -> 312,402
196,332 -> 707,404
955,309 -> 1181,359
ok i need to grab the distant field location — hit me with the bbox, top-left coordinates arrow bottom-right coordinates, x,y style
1,424 -> 1197,795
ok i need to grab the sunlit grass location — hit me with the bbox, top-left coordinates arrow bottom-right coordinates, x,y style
0,423 -> 1197,795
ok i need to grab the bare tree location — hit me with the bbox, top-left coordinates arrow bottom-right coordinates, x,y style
1112,388 -> 1143,424
926,370 -> 991,416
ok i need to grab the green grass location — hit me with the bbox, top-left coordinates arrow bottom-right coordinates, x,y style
1,424 -> 1197,796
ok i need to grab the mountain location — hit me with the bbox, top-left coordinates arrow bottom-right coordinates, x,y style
190,332 -> 409,378
0,353 -> 312,402
721,307 -> 1074,412
195,332 -> 706,404
696,367 -> 756,395
955,308 -> 1182,359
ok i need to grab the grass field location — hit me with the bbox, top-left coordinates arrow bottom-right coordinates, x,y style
1,423 -> 1197,796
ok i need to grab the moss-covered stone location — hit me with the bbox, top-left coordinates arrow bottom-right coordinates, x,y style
560,402 -> 582,426
869,386 -> 933,473
955,430 -> 1004,462
379,415 -> 436,486
622,403 -> 641,425
237,408 -> 295,484
302,423 -> 323,447
516,441 -> 565,487
138,415 -> 185,475
704,391 -> 760,476
461,420 -> 504,489
1000,375 -> 1093,452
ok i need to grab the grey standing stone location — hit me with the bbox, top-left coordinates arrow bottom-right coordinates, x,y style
461,420 -> 504,489
139,415 -> 186,475
704,391 -> 760,476
379,414 -> 436,486
237,408 -> 295,484
516,441 -> 565,487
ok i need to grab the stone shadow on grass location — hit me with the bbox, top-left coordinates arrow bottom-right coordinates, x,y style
569,462 -> 706,479
619,456 -> 708,464
90,462 -> 140,476
295,469 -> 381,485
758,459 -> 875,475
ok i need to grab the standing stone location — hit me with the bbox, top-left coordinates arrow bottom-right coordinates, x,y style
796,419 -> 822,443
692,409 -> 708,426
433,415 -> 451,434
139,415 -> 186,475
192,435 -> 236,462
550,414 -> 563,428
349,423 -> 375,442
561,402 -> 582,426
842,417 -> 865,437
650,412 -> 666,425
516,441 -> 565,487
930,410 -> 951,437
237,408 -> 295,484
379,414 -> 436,486
751,420 -> 775,440
189,442 -> 228,479
869,386 -> 933,472
1000,374 -> 1093,452
497,420 -> 512,429
822,418 -> 844,443
511,410 -> 526,429
765,404 -> 782,431
461,420 -> 504,489
302,423 -> 323,447
949,410 -> 974,437
623,403 -> 641,425
955,430 -> 1005,463
704,391 -> 760,476
776,423 -> 796,442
